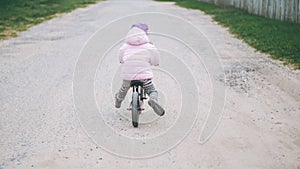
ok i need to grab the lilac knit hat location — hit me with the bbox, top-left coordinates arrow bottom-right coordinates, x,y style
131,23 -> 149,34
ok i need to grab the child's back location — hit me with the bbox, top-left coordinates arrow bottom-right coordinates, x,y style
119,27 -> 159,80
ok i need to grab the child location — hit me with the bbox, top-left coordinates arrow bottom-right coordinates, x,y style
115,23 -> 165,116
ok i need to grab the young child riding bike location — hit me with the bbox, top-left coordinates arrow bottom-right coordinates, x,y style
115,23 -> 165,116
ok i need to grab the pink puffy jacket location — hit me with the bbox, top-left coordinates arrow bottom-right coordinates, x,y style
119,27 -> 160,80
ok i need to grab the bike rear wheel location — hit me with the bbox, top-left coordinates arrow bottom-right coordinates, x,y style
131,91 -> 139,127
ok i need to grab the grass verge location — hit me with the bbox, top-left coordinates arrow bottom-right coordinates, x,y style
0,0 -> 102,40
156,0 -> 300,69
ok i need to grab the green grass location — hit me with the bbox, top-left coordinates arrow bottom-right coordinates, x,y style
0,0 -> 102,40
156,0 -> 300,69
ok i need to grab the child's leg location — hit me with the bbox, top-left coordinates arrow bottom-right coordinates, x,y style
142,79 -> 158,101
143,79 -> 164,116
115,80 -> 131,108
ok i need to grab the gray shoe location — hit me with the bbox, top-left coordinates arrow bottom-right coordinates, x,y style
148,99 -> 165,116
115,94 -> 122,108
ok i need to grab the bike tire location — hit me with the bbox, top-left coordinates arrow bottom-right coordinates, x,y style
132,91 -> 139,128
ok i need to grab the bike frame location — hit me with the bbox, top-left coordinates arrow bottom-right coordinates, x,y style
130,80 -> 147,110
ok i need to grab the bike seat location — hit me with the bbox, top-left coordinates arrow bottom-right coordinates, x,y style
130,80 -> 144,87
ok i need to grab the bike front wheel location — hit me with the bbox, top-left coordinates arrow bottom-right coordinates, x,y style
131,91 -> 139,128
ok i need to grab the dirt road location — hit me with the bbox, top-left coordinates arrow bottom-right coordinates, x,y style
1,0 -> 300,168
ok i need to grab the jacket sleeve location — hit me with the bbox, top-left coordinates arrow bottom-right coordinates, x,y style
118,45 -> 126,64
149,45 -> 160,66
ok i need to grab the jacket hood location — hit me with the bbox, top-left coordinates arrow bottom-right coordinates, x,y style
125,27 -> 150,46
